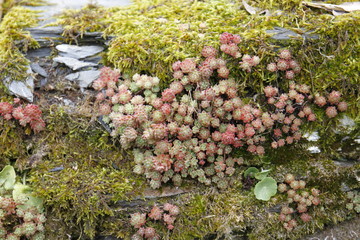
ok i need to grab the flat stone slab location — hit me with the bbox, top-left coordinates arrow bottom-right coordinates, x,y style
56,44 -> 104,59
30,62 -> 48,77
4,67 -> 35,102
65,70 -> 100,88
266,27 -> 319,40
53,56 -> 97,71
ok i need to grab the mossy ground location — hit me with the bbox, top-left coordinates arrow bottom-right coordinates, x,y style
0,0 -> 359,239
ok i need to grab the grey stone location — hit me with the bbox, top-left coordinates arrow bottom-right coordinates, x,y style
303,131 -> 320,142
339,115 -> 356,129
53,56 -> 97,71
307,146 -> 321,154
30,62 -> 48,77
65,70 -> 100,88
56,44 -> 104,59
63,99 -> 75,106
266,27 -> 319,40
4,66 -> 34,102
26,47 -> 52,58
40,78 -> 48,88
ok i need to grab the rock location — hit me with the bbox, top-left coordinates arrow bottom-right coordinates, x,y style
26,47 -> 52,58
301,216 -> 360,240
65,70 -> 100,88
53,56 -> 97,71
3,66 -> 34,102
56,44 -> 104,59
266,27 -> 319,40
303,131 -> 320,142
338,115 -> 356,132
307,146 -> 321,154
63,99 -> 75,106
27,26 -> 65,47
30,62 -> 48,77
40,78 -> 48,88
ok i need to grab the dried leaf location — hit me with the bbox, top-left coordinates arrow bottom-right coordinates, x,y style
242,0 -> 259,15
303,1 -> 360,14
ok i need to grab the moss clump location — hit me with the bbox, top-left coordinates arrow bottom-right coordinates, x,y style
0,118 -> 27,167
26,106 -> 142,239
0,5 -> 39,81
104,0 -> 247,80
50,3 -> 113,43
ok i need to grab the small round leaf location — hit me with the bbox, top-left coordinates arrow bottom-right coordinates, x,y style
254,177 -> 277,201
244,167 -> 259,178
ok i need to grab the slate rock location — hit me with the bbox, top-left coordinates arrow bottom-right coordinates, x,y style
4,67 -> 34,102
26,47 -> 52,58
65,70 -> 100,88
56,44 -> 104,59
266,27 -> 319,40
53,56 -> 97,71
30,62 -> 48,77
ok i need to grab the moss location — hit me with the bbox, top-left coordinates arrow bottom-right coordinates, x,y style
0,5 -> 39,81
0,118 -> 27,168
163,155 -> 353,240
0,0 -> 358,239
48,3 -> 113,43
52,0 -> 359,113
26,106 -> 142,239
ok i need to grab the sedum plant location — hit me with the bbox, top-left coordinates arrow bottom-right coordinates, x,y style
94,32 -> 348,190
0,98 -> 45,133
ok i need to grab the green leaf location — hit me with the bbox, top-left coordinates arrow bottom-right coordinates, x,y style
244,167 -> 259,178
13,183 -> 44,211
0,165 -> 16,190
254,169 -> 271,180
254,177 -> 277,201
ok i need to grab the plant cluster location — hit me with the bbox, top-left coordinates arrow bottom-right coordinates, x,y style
94,33 -> 347,189
0,98 -> 45,133
130,203 -> 180,240
266,49 -> 301,79
50,3 -> 111,43
0,166 -> 46,240
345,190 -> 360,213
277,174 -> 321,231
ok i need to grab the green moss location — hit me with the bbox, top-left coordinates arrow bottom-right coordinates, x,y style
0,5 -> 39,81
52,0 -> 359,114
0,0 -> 358,238
104,0 -> 247,81
27,106 -> 142,239
48,3 -> 112,43
0,119 -> 27,167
